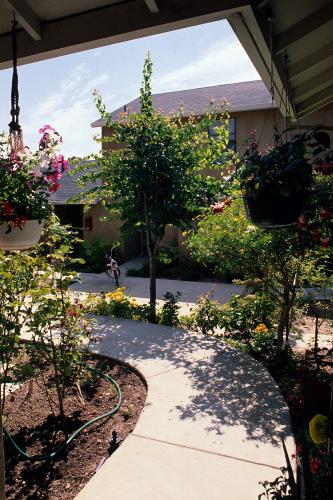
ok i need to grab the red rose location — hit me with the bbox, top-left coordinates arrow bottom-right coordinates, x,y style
311,228 -> 320,241
2,202 -> 14,217
319,236 -> 331,247
310,457 -> 320,474
320,207 -> 330,221
211,202 -> 224,213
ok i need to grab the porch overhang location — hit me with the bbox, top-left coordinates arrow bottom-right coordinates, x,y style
0,0 -> 331,121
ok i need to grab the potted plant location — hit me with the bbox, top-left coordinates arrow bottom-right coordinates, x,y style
238,128 -> 318,228
0,125 -> 68,250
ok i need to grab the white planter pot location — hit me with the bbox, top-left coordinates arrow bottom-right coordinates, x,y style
0,220 -> 44,250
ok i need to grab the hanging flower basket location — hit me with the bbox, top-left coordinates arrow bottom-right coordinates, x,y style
0,220 -> 44,251
0,21 -> 68,251
0,125 -> 68,251
244,191 -> 307,229
236,128 -> 327,229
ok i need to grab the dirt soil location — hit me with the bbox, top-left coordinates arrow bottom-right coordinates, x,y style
4,358 -> 147,499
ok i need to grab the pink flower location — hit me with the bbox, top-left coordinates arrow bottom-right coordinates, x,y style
211,202 -> 224,213
39,125 -> 55,134
48,183 -> 60,193
51,155 -> 68,173
297,214 -> 308,230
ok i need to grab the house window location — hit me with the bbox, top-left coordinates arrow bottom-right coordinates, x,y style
208,117 -> 236,150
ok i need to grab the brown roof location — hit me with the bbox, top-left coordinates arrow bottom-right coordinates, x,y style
91,80 -> 275,128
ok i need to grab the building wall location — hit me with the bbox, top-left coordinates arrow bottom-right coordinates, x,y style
83,204 -> 121,245
97,102 -> 333,258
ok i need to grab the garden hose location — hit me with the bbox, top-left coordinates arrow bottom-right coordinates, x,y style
3,365 -> 122,461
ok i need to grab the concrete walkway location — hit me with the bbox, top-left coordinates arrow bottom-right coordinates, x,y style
71,273 -> 243,315
76,317 -> 295,500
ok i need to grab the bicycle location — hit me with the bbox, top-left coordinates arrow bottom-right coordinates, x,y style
105,246 -> 121,287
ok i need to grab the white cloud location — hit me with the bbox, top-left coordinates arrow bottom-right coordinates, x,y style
22,63 -> 115,157
153,39 -> 259,93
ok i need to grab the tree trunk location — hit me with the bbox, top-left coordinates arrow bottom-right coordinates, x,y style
0,391 -> 6,500
277,290 -> 290,347
149,254 -> 157,323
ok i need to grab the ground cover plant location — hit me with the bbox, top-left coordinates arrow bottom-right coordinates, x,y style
72,53 -> 234,321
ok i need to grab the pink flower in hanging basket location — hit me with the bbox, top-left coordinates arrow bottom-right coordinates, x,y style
0,124 -> 68,231
39,124 -> 55,134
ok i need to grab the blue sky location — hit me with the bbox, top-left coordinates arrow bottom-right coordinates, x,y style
0,20 -> 259,157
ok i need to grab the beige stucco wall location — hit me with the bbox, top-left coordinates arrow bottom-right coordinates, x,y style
233,103 -> 333,154
83,203 -> 121,245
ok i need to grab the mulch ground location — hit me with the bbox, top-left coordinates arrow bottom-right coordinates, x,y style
4,358 -> 147,499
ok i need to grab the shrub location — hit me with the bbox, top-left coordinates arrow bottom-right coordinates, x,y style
84,288 -> 150,321
157,291 -> 181,327
180,292 -> 223,335
219,293 -> 276,340
186,198 -> 270,280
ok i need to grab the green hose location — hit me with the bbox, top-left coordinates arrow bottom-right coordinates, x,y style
4,365 -> 122,461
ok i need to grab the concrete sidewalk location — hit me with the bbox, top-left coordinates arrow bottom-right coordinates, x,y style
70,273 -> 243,315
76,317 -> 295,500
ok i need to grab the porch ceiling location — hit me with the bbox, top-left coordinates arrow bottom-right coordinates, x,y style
0,0 -> 331,121
229,0 -> 333,121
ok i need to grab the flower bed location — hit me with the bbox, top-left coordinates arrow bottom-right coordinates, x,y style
4,356 -> 146,500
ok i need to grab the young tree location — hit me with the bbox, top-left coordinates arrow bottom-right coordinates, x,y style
74,54 -> 231,320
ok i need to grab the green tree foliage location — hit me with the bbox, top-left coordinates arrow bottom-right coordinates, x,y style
73,54 -> 232,320
187,198 -> 270,280
187,198 -> 332,346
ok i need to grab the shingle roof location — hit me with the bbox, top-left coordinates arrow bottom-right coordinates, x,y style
91,80 -> 275,128
49,164 -> 100,205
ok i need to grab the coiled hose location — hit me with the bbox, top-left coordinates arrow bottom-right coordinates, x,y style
4,365 -> 122,461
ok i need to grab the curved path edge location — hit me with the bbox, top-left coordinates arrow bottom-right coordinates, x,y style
76,316 -> 295,500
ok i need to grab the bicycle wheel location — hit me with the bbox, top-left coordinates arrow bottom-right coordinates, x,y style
105,267 -> 113,279
114,269 -> 120,287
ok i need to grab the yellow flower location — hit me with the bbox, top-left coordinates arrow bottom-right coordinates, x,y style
309,414 -> 328,445
114,296 -> 123,302
255,323 -> 268,333
239,248 -> 245,254
106,292 -> 114,300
